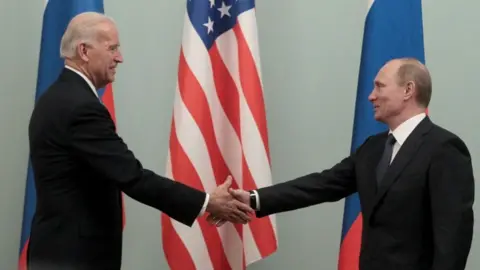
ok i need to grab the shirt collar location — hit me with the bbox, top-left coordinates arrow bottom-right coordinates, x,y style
389,113 -> 426,146
64,65 -> 98,98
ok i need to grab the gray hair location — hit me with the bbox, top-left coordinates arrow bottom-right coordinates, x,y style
60,12 -> 115,59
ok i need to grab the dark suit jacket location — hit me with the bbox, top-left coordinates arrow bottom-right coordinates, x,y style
255,117 -> 474,270
27,68 -> 207,270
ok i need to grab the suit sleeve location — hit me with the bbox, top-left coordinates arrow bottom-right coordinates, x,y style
67,102 -> 207,226
255,137 -> 369,217
429,138 -> 474,270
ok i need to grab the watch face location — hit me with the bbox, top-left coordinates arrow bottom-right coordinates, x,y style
249,194 -> 256,209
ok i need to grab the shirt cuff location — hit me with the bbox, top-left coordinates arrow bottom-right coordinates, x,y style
198,193 -> 209,217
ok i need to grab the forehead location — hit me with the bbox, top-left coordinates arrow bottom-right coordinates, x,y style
375,61 -> 400,82
96,22 -> 119,43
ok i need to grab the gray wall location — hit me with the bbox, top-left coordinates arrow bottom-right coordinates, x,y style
0,0 -> 43,266
0,0 -> 478,269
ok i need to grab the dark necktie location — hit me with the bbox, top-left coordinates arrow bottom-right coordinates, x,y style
376,133 -> 396,185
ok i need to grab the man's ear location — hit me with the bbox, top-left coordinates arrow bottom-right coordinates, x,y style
404,81 -> 415,101
78,43 -> 89,62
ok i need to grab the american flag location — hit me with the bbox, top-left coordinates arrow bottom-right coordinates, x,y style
161,0 -> 278,269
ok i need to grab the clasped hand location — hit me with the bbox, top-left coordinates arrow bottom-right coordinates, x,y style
205,176 -> 252,227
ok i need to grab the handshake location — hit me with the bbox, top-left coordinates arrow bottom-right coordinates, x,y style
204,176 -> 254,227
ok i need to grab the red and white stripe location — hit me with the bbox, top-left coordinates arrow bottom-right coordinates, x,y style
161,7 -> 278,270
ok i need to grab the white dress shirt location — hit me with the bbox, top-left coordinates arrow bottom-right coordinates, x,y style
388,113 -> 426,163
64,65 -> 209,217
252,113 -> 427,211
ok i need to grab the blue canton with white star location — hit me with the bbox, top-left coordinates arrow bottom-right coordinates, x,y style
187,0 -> 255,49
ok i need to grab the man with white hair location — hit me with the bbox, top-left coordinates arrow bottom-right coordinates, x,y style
27,11 -> 252,270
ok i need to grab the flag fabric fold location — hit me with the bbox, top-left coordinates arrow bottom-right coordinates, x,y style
161,0 -> 278,269
18,1 -> 119,269
338,0 -> 425,269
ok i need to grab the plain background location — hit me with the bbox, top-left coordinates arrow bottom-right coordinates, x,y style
1,0 -> 479,269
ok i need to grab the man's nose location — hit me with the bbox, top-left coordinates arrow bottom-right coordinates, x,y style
115,50 -> 123,63
368,91 -> 375,101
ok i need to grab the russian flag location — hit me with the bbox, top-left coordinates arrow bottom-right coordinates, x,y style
337,0 -> 425,269
18,1 -> 120,269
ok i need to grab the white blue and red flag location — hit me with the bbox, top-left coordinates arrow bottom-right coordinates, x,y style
18,1 -> 120,269
338,0 -> 425,269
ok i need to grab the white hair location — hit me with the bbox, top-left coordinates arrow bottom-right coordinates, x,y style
60,12 -> 115,59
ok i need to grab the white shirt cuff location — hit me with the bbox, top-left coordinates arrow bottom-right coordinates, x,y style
198,193 -> 209,217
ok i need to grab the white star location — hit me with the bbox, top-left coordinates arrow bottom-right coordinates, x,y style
203,17 -> 214,34
217,2 -> 232,18
209,0 -> 215,8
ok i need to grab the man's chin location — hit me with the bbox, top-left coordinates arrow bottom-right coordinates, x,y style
105,77 -> 115,85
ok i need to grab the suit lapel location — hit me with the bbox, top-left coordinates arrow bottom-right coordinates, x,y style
360,137 -> 386,220
365,136 -> 386,194
370,117 -> 433,214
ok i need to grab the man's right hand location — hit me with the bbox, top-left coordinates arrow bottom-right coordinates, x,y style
206,186 -> 253,227
205,176 -> 254,225
229,188 -> 250,206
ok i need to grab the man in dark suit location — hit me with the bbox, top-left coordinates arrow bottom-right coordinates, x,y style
212,58 -> 475,269
27,12 -> 253,270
